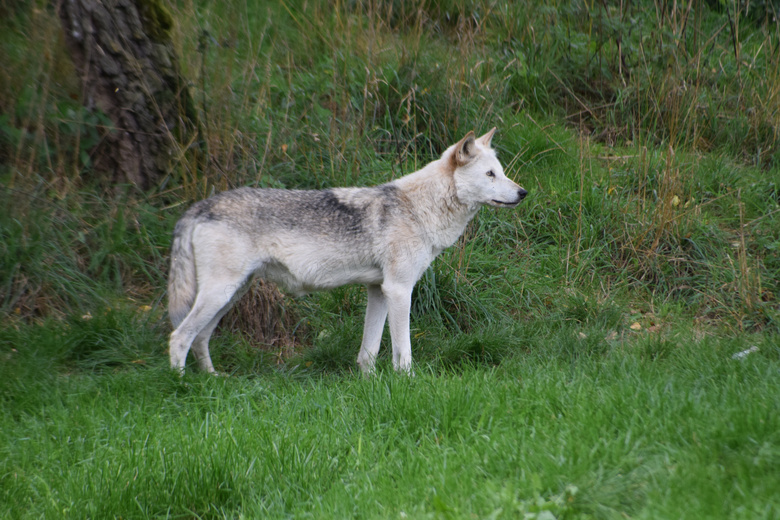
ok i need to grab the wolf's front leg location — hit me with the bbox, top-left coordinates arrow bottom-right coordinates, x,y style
357,284 -> 388,375
383,281 -> 414,374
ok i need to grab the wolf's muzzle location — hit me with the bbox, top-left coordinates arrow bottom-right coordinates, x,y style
492,187 -> 527,207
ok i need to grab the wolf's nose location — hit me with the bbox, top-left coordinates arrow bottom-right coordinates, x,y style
517,188 -> 527,201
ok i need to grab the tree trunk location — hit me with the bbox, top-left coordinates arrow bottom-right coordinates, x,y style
58,0 -> 198,190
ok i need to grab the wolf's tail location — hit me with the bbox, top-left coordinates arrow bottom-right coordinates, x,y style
168,217 -> 198,328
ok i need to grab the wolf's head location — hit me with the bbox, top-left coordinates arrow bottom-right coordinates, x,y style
448,128 -> 527,209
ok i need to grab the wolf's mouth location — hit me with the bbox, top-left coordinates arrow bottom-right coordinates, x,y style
492,199 -> 520,207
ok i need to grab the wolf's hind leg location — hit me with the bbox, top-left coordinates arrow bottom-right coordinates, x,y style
190,308 -> 230,374
357,284 -> 388,375
169,281 -> 240,373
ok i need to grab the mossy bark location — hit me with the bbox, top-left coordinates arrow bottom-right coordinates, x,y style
58,0 -> 198,190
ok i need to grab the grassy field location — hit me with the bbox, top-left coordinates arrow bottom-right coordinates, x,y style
1,335 -> 779,519
2,0 -> 780,518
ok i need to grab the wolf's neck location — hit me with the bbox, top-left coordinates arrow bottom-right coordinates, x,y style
395,161 -> 478,250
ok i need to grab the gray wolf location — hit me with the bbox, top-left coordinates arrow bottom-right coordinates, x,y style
168,128 -> 526,374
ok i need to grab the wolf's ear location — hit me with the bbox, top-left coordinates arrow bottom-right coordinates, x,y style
455,131 -> 477,166
477,127 -> 496,147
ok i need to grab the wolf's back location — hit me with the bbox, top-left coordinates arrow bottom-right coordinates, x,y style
168,216 -> 198,327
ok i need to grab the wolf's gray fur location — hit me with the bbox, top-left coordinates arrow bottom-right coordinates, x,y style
168,128 -> 526,374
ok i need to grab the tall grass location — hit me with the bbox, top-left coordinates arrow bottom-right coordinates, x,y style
1,0 -> 777,336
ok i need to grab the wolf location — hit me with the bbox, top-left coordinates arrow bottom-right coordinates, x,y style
168,128 -> 526,375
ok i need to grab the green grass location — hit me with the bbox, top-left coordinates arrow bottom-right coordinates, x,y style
2,0 -> 780,518
2,325 -> 779,519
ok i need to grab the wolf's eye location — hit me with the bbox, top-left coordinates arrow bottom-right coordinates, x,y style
486,170 -> 495,178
